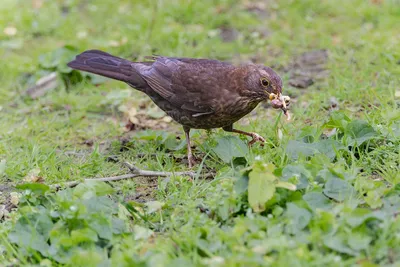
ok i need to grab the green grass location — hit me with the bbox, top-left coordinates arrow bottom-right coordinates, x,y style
1,0 -> 399,266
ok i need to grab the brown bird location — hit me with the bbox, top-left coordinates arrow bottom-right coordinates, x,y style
67,50 -> 289,167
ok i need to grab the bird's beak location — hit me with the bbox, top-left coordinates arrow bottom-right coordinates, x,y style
269,92 -> 291,121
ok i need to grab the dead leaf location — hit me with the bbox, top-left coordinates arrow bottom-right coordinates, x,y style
26,72 -> 58,99
23,168 -> 44,183
32,0 -> 44,9
4,26 -> 17,36
9,192 -> 21,206
395,89 -> 400,99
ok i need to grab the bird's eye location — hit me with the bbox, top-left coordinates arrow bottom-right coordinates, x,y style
260,78 -> 270,87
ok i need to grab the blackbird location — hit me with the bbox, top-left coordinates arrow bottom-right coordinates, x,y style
67,50 -> 290,167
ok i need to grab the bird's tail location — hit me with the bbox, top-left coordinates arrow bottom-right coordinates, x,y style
67,50 -> 148,87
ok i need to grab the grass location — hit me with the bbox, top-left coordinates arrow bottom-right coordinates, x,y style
0,0 -> 399,266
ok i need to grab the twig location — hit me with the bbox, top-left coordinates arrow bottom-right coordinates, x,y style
50,162 -> 202,189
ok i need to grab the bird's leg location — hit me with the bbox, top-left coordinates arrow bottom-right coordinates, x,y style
184,126 -> 196,168
223,125 -> 265,146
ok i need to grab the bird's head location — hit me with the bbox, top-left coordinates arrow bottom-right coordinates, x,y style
243,65 -> 283,100
242,65 -> 290,113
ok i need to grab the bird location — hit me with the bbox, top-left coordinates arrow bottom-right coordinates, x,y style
67,50 -> 290,167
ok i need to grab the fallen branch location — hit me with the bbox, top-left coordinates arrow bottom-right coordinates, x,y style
50,162 -> 205,189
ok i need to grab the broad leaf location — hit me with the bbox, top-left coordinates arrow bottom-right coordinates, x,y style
16,183 -> 50,195
286,140 -> 343,160
213,136 -> 249,163
323,234 -> 357,256
248,163 -> 276,212
323,178 -> 355,201
281,164 -> 311,189
285,203 -> 312,234
345,120 -> 378,146
347,232 -> 372,251
303,191 -> 333,210
345,208 -> 385,228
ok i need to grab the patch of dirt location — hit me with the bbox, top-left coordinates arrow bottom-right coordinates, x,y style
287,50 -> 330,89
124,100 -> 177,132
0,183 -> 17,216
242,0 -> 270,19
123,176 -> 158,203
219,26 -> 240,42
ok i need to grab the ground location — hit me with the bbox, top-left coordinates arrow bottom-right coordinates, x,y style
0,0 -> 399,266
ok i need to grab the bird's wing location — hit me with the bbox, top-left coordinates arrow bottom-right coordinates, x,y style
140,57 -> 235,115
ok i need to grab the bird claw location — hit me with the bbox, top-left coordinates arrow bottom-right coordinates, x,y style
187,153 -> 197,168
248,133 -> 266,146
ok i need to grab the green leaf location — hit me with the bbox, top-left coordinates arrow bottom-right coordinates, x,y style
88,214 -> 112,240
0,159 -> 6,176
8,213 -> 53,256
111,218 -> 126,234
275,181 -> 297,191
286,140 -> 343,160
16,183 -> 50,195
345,120 -> 378,146
70,228 -> 98,244
347,232 -> 372,251
324,234 -> 357,256
73,181 -> 114,199
303,192 -> 333,210
285,203 -> 312,234
248,163 -> 277,212
146,201 -> 165,214
213,136 -> 249,163
364,190 -> 383,209
323,178 -> 355,201
82,196 -> 116,215
234,175 -> 249,195
133,225 -> 154,241
324,111 -> 351,132
281,164 -> 311,189
38,45 -> 78,72
345,208 -> 385,228
286,140 -> 316,159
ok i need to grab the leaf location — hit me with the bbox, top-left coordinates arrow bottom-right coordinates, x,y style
234,175 -> 249,195
88,214 -> 112,240
73,181 -> 114,199
146,201 -> 165,214
111,218 -> 126,234
70,228 -> 98,244
285,203 -> 312,234
303,192 -> 333,210
16,183 -> 50,195
323,111 -> 351,132
275,181 -> 297,191
133,225 -> 154,241
286,140 -> 343,160
345,208 -> 385,228
324,234 -> 357,256
213,136 -> 249,163
8,213 -> 53,256
323,178 -> 355,201
364,190 -> 383,209
0,159 -> 6,175
345,120 -> 378,146
38,45 -> 78,72
286,140 -> 316,159
281,164 -> 311,189
347,232 -> 372,251
82,196 -> 116,215
248,163 -> 277,212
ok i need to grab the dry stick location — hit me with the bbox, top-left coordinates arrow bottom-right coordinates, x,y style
50,162 -> 201,190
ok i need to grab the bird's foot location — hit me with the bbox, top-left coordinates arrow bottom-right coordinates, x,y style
248,133 -> 266,146
187,153 -> 198,168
